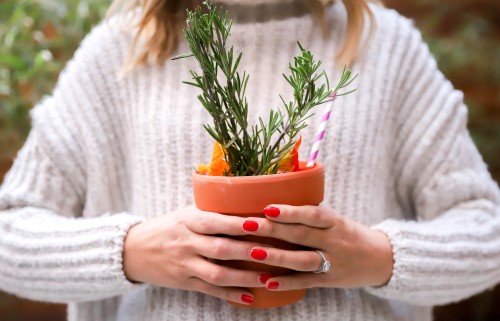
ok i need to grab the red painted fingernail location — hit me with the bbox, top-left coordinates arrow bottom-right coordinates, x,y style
250,248 -> 267,260
263,206 -> 280,217
243,220 -> 259,232
267,281 -> 280,290
259,273 -> 274,284
241,294 -> 254,304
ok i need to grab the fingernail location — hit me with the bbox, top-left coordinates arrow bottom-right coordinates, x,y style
267,281 -> 280,290
263,206 -> 280,217
241,294 -> 254,304
259,273 -> 274,284
242,220 -> 259,232
250,248 -> 267,260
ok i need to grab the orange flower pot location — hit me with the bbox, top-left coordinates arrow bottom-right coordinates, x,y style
192,162 -> 325,308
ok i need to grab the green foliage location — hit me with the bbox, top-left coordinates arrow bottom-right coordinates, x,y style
175,1 -> 355,176
421,9 -> 500,86
0,0 -> 110,158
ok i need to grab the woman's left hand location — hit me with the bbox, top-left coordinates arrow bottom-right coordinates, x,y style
241,205 -> 394,291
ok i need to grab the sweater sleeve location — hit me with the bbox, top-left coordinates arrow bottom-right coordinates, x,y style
0,23 -> 144,304
365,21 -> 500,306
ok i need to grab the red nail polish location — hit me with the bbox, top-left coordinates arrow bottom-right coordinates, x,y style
251,248 -> 267,260
263,206 -> 280,217
241,294 -> 254,304
259,273 -> 273,284
267,281 -> 280,290
243,220 -> 259,232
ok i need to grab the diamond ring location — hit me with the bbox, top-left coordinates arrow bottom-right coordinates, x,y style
313,250 -> 331,273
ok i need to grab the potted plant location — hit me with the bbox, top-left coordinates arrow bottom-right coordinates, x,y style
174,1 -> 356,308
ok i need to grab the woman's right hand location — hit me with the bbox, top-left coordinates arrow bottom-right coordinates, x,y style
123,206 -> 264,305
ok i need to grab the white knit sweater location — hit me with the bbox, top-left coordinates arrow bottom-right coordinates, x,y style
1,1 -> 500,320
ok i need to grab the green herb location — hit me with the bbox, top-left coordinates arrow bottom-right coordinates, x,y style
173,0 -> 356,176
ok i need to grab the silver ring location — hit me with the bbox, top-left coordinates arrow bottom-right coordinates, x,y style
313,250 -> 331,273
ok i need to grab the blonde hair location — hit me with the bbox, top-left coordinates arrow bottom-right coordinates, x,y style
109,0 -> 380,70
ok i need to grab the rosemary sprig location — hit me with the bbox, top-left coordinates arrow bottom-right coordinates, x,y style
173,1 -> 356,176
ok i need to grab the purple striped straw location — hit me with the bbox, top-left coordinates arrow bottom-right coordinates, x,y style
306,92 -> 337,168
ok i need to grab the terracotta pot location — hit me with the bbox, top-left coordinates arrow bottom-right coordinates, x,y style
192,162 -> 324,308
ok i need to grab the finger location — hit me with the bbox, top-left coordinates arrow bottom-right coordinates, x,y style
194,234 -> 270,261
248,247 -> 323,272
189,277 -> 255,305
187,210 -> 248,236
241,217 -> 326,247
264,273 -> 327,291
263,205 -> 336,228
191,257 -> 265,288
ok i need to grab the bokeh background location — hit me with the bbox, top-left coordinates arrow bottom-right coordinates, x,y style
0,0 -> 499,320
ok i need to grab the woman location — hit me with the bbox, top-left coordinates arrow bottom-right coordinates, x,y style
0,0 -> 499,320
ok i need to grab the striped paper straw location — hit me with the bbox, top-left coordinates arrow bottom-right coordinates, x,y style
306,92 -> 337,168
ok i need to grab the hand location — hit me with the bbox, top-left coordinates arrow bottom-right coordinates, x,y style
123,206 -> 267,305
239,205 -> 394,291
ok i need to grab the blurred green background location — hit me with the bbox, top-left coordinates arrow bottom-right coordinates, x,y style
0,0 -> 499,320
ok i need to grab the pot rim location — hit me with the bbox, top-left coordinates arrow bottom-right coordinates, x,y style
192,162 -> 324,184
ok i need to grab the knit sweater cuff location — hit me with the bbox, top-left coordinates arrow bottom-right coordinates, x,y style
364,220 -> 415,303
88,212 -> 146,295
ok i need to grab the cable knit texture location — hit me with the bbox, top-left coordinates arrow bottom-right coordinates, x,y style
1,1 -> 500,320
